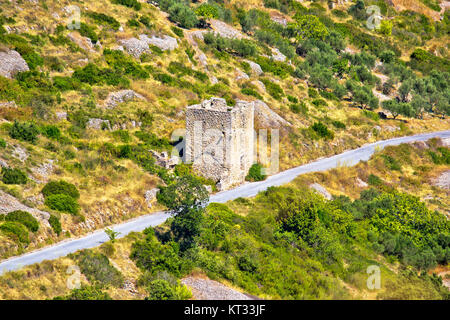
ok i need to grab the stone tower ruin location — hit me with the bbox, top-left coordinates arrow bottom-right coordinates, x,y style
185,97 -> 254,190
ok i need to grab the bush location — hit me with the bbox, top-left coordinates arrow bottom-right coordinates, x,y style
5,210 -> 39,232
48,215 -> 62,235
311,122 -> 334,140
1,167 -> 27,185
41,125 -> 61,140
45,194 -> 79,215
74,250 -> 124,287
54,285 -> 112,300
42,180 -> 80,199
0,138 -> 5,148
111,0 -> 141,10
0,221 -> 29,244
368,174 -> 382,186
9,121 -> 39,143
168,3 -> 198,29
245,163 -> 267,182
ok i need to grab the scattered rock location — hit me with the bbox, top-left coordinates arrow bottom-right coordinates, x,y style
0,101 -> 18,109
209,19 -> 245,39
182,276 -> 253,300
104,89 -> 146,109
235,68 -> 249,81
252,80 -> 266,92
122,280 -> 139,295
31,160 -> 54,183
253,100 -> 291,129
0,159 -> 8,168
120,34 -> 177,58
67,32 -> 95,52
26,193 -> 45,206
145,34 -> 178,51
383,125 -> 400,132
309,183 -> 332,200
87,118 -> 111,130
432,170 -> 450,190
0,190 -> 50,220
271,48 -> 286,62
144,188 -> 159,208
356,178 -> 368,188
56,111 -> 67,121
12,145 -> 28,162
150,150 -> 178,169
0,50 -> 29,79
204,185 -> 213,194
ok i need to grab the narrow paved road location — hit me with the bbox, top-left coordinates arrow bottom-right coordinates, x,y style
1,130 -> 449,275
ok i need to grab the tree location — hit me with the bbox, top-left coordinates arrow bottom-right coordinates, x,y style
105,228 -> 120,243
157,174 -> 209,215
382,100 -> 415,119
168,3 -> 198,29
379,20 -> 393,36
289,14 -> 329,42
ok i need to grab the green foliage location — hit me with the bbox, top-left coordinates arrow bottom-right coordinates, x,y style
5,210 -> 39,232
311,122 -> 334,140
168,3 -> 198,29
289,14 -> 329,41
74,250 -> 124,287
77,23 -> 98,43
105,228 -> 120,243
260,78 -> 284,100
45,194 -> 79,215
0,221 -> 29,244
54,285 -> 112,300
157,174 -> 209,214
1,167 -> 27,185
409,48 -> 450,74
48,215 -> 62,236
253,56 -> 294,78
171,26 -> 184,38
146,278 -> 192,300
87,12 -> 120,30
428,147 -> 450,165
368,174 -> 383,186
41,125 -> 61,140
111,0 -> 141,10
9,121 -> 39,143
195,4 -> 219,19
130,229 -> 191,277
245,163 -> 267,182
203,33 -> 257,57
0,138 -> 5,148
42,180 -> 80,199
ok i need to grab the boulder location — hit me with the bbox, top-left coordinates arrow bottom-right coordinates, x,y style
235,68 -> 249,81
0,50 -> 29,79
87,118 -> 111,130
104,89 -> 146,109
144,34 -> 178,51
271,48 -> 286,62
120,34 -> 177,58
244,60 -> 263,76
209,19 -> 245,39
309,183 -> 332,200
67,32 -> 95,52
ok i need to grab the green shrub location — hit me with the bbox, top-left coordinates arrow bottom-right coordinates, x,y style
168,3 -> 198,29
171,26 -> 184,38
368,174 -> 382,186
9,121 -> 39,143
111,0 -> 141,10
311,122 -> 334,140
48,215 -> 62,235
87,12 -> 120,30
41,125 -> 61,140
1,167 -> 28,185
260,79 -> 284,100
0,138 -> 5,148
54,285 -> 112,300
42,180 -> 80,199
5,210 -> 39,232
77,23 -> 98,43
245,163 -> 267,182
0,221 -> 29,244
241,87 -> 263,99
45,194 -> 79,215
74,250 -> 124,287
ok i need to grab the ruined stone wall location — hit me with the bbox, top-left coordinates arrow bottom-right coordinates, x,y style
185,98 -> 254,190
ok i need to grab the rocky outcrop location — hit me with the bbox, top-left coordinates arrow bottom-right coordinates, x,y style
432,170 -> 450,190
87,118 -> 111,130
0,101 -> 18,109
0,190 -> 50,221
104,89 -> 146,109
31,160 -> 54,183
209,19 -> 245,39
309,183 -> 332,200
235,68 -> 249,81
119,34 -> 178,58
244,60 -> 263,76
254,100 -> 291,129
0,50 -> 29,79
144,188 -> 159,208
12,145 -> 28,162
67,32 -> 95,52
145,34 -> 178,51
271,48 -> 286,62
356,178 -> 368,188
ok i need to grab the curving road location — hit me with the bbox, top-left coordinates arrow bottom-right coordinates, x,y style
0,130 -> 449,275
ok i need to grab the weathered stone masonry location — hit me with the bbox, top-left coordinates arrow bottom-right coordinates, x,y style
185,98 -> 254,190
